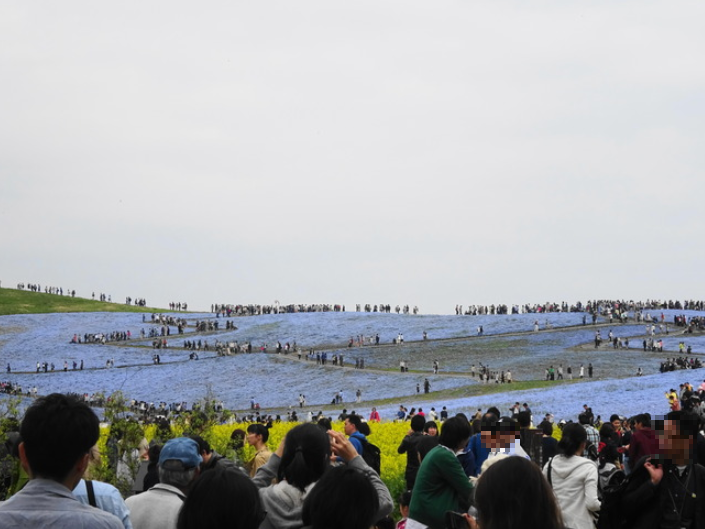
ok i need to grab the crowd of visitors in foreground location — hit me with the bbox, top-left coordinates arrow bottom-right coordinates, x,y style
2,389 -> 705,529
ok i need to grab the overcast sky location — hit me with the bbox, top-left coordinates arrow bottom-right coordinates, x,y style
1,2 -> 704,314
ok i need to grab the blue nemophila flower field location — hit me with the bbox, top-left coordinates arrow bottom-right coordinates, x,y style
1,310 -> 703,422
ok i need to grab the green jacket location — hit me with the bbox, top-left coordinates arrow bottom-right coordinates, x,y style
408,445 -> 473,529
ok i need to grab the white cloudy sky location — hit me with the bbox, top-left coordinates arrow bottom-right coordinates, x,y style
1,2 -> 703,314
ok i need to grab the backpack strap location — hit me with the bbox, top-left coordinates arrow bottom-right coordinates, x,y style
547,458 -> 553,486
85,479 -> 97,507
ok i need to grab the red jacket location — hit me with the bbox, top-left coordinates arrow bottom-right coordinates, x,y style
629,427 -> 660,462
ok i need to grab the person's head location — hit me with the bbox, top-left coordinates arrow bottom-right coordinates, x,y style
344,414 -> 362,435
439,416 -> 471,451
230,429 -> 246,450
358,421 -> 371,437
475,456 -> 564,529
19,393 -> 100,485
177,465 -> 264,529
278,423 -> 331,490
148,443 -> 162,463
609,414 -> 622,431
516,411 -> 531,428
599,423 -> 616,443
186,434 -> 212,462
317,417 -> 333,431
557,423 -> 587,457
423,421 -> 438,437
159,437 -> 202,490
301,465 -> 379,529
657,410 -> 700,463
398,490 -> 412,519
539,420 -> 553,437
246,424 -> 269,447
578,412 -> 591,426
635,413 -> 652,429
480,412 -> 500,448
487,407 -> 501,418
410,414 -> 426,433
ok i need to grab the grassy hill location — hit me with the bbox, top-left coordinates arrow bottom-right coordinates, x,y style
0,287 -> 162,316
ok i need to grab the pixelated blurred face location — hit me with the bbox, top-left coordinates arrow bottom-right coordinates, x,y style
481,429 -> 495,449
658,420 -> 689,458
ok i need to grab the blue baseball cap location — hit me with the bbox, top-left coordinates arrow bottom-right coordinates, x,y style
159,437 -> 202,469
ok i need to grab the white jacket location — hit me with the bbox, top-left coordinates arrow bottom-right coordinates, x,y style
543,455 -> 600,529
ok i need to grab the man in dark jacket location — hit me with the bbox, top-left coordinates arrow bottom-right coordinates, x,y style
397,414 -> 426,490
623,410 -> 705,529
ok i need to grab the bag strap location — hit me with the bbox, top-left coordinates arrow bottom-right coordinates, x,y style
85,479 -> 97,507
547,458 -> 553,486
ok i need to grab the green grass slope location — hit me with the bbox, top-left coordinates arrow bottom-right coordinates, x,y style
0,288 -> 162,316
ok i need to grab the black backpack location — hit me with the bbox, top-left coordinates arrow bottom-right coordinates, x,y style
596,457 -> 650,529
359,437 -> 382,475
595,469 -> 628,529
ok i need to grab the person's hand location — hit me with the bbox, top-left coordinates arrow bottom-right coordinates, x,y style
275,436 -> 286,458
328,430 -> 358,462
465,514 -> 478,529
644,459 -> 663,485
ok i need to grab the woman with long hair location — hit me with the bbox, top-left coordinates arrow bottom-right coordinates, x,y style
251,423 -> 392,529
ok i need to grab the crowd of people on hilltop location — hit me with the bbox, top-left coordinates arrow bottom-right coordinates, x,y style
211,303 -> 346,316
454,299 -> 705,317
356,304 -> 420,314
4,390 -> 705,529
14,283 -> 77,297
125,297 -> 148,306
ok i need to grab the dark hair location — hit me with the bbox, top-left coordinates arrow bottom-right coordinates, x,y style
148,443 -> 162,463
358,422 -> 371,437
278,423 -> 330,490
317,417 -> 332,431
301,465 -> 379,529
609,414 -> 621,423
539,420 -> 553,437
399,490 -> 412,507
186,434 -> 212,454
599,423 -> 616,442
665,410 -> 700,440
20,393 -> 99,481
423,421 -> 439,435
375,517 -> 395,529
439,416 -> 471,451
557,423 -> 587,457
578,413 -> 591,425
410,414 -> 426,432
177,465 -> 263,529
230,429 -> 246,449
346,414 -> 362,430
475,456 -> 563,529
487,407 -> 501,418
635,413 -> 652,428
516,411 -> 531,428
247,423 -> 269,443
480,413 -> 500,432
